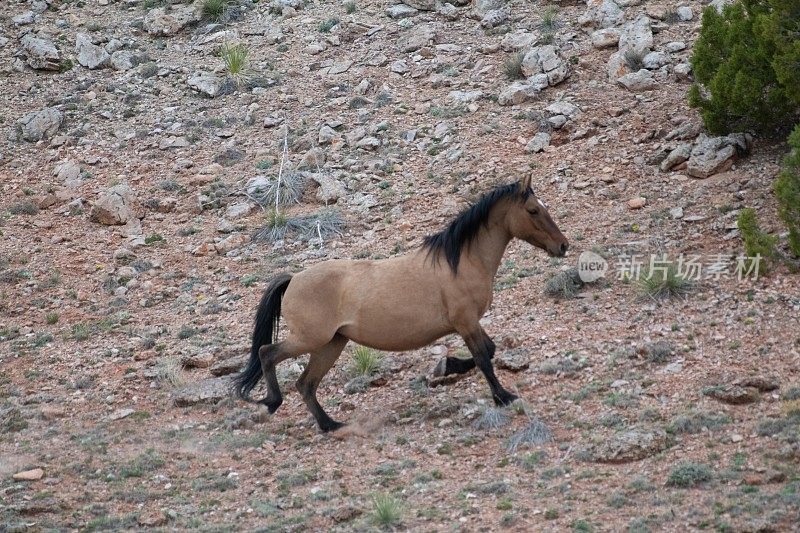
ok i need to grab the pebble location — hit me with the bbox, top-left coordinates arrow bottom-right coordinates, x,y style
13,468 -> 44,481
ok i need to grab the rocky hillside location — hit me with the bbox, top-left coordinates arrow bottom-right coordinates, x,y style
2,0 -> 799,530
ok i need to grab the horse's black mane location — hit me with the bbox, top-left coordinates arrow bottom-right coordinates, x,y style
423,183 -> 531,273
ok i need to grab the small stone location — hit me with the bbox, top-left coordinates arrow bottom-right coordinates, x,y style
173,376 -> 234,407
109,408 -> 135,421
21,34 -> 60,70
91,184 -> 142,226
677,6 -> 693,21
587,428 -> 669,463
617,69 -> 658,92
495,348 -> 530,371
525,132 -> 551,154
669,206 -> 684,219
13,468 -> 44,481
17,107 -> 63,142
704,384 -> 760,405
627,196 -> 646,209
730,433 -> 744,443
187,72 -> 226,98
591,28 -> 620,49
385,4 -> 418,19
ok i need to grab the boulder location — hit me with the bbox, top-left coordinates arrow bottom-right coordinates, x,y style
21,34 -> 60,70
525,132 -> 551,153
521,45 -> 569,86
17,107 -> 63,142
385,4 -> 418,19
617,69 -> 657,91
397,24 -> 436,53
586,428 -> 670,463
618,15 -> 653,55
591,28 -> 620,49
173,376 -> 234,407
90,184 -> 142,226
143,5 -> 201,36
578,0 -> 624,29
498,80 -> 544,106
686,133 -> 750,178
75,33 -> 110,69
660,143 -> 691,171
187,72 -> 226,98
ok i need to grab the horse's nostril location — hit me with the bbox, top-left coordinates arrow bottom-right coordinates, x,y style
560,242 -> 569,255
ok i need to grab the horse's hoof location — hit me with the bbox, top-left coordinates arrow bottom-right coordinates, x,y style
261,396 -> 283,414
432,357 -> 448,377
494,392 -> 519,407
319,420 -> 346,433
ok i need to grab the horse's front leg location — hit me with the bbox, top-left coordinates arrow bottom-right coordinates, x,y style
459,325 -> 518,406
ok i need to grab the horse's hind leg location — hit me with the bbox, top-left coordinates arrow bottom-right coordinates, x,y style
296,334 -> 348,432
258,338 -> 311,414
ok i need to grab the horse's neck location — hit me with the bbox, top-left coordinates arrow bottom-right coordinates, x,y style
463,216 -> 512,280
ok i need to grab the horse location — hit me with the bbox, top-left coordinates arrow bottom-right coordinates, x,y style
234,175 -> 569,432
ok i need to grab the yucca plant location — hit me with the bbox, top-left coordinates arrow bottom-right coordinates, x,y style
350,345 -> 382,376
372,493 -> 402,528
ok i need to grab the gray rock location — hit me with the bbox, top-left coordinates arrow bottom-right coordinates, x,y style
501,31 -> 538,52
110,50 -> 137,71
618,15 -> 653,55
91,184 -> 142,226
525,132 -> 551,153
436,2 -> 459,20
704,384 -> 760,405
498,80 -> 542,106
55,160 -> 81,182
402,0 -> 434,10
390,59 -> 409,74
76,33 -> 110,69
21,34 -> 60,70
473,0 -> 504,17
397,24 -> 436,53
215,233 -> 249,254
617,69 -> 657,91
591,28 -> 620,49
578,0 -> 624,29
660,143 -> 691,171
480,6 -> 510,28
318,125 -> 339,144
17,107 -> 63,142
665,41 -> 687,53
546,100 -> 580,118
448,90 -> 483,104
669,206 -> 684,219
225,202 -> 254,220
674,62 -> 692,80
686,133 -> 749,178
144,5 -> 201,36
677,6 -> 693,21
312,174 -> 346,203
522,45 -> 569,86
495,348 -> 530,371
587,428 -> 669,463
643,51 -> 669,69
187,72 -> 225,97
173,376 -> 234,407
13,11 -> 36,25
385,4 -> 418,19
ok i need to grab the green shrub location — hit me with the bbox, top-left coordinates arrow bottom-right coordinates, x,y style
737,208 -> 778,264
372,493 -> 402,527
666,462 -> 714,487
689,0 -> 800,134
774,124 -> 800,257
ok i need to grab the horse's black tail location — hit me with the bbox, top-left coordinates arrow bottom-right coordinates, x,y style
234,273 -> 292,401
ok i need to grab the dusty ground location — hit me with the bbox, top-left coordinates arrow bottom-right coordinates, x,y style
1,0 -> 799,531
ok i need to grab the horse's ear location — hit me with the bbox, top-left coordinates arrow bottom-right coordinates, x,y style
518,174 -> 532,195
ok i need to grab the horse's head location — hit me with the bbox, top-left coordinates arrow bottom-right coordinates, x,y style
505,175 -> 569,257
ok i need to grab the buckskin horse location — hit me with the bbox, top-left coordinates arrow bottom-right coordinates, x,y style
234,176 -> 569,431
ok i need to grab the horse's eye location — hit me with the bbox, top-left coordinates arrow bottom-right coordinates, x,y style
528,208 -> 539,216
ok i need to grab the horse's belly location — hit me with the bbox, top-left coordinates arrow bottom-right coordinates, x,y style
339,321 -> 451,352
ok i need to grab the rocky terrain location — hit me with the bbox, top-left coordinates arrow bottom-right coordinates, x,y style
1,0 -> 799,530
